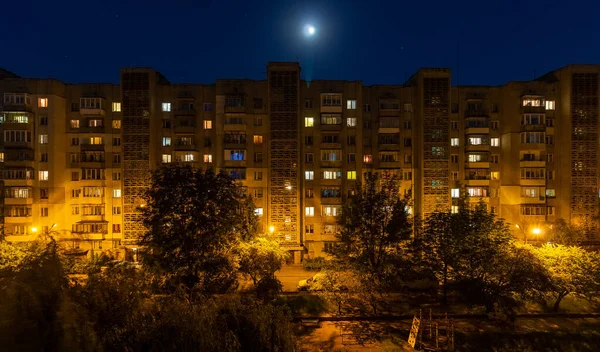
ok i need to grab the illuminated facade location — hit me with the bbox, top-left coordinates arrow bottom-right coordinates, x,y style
1,64 -> 599,260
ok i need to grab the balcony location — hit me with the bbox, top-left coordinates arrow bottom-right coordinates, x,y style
519,160 -> 545,167
81,214 -> 106,222
520,179 -> 546,186
174,125 -> 196,134
4,159 -> 35,168
80,161 -> 106,168
174,143 -> 196,151
465,179 -> 490,186
223,160 -> 247,167
522,106 -> 545,114
465,127 -> 490,134
3,141 -> 34,150
520,196 -> 546,204
320,160 -> 342,168
465,161 -> 490,168
465,144 -> 490,152
465,110 -> 488,118
4,216 -> 32,223
520,124 -> 546,132
80,107 -> 105,116
80,143 -> 105,151
379,161 -> 402,169
4,198 -> 33,205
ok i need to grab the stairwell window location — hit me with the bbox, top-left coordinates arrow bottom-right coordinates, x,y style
113,189 -> 122,198
112,102 -> 121,112
346,100 -> 357,110
305,117 -> 314,127
305,207 -> 315,217
38,98 -> 48,108
39,171 -> 49,181
162,103 -> 171,112
39,134 -> 48,144
491,138 -> 499,147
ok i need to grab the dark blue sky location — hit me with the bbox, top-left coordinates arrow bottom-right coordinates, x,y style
4,0 -> 600,86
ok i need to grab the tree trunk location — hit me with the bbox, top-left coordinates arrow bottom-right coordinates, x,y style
553,292 -> 568,312
442,263 -> 448,305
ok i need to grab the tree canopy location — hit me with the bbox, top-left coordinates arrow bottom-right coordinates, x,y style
140,165 -> 259,293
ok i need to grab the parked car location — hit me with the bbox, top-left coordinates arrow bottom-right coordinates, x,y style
297,273 -> 326,291
297,271 -> 353,292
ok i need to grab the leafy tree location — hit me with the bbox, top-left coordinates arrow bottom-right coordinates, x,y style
0,239 -> 28,271
415,200 -> 513,304
238,236 -> 289,287
550,219 -> 587,245
140,165 -> 259,294
414,210 -> 458,303
473,247 -> 551,315
528,244 -> 600,311
317,262 -> 357,315
333,172 -> 412,277
332,172 -> 412,313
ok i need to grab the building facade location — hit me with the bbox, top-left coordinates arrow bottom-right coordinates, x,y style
1,63 -> 599,260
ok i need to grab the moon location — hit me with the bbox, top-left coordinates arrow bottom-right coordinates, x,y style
305,25 -> 316,37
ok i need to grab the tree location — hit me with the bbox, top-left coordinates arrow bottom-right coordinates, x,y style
332,172 -> 412,313
238,236 -> 289,287
415,200 -> 514,304
528,244 -> 600,311
333,172 -> 412,276
414,210 -> 458,304
0,239 -> 28,271
474,247 -> 551,316
317,262 -> 357,315
141,165 -> 259,294
550,219 -> 586,245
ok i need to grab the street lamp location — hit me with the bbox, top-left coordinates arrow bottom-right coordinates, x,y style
516,224 -> 542,244
269,226 -> 275,234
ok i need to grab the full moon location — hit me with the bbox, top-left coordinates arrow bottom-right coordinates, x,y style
306,25 -> 316,36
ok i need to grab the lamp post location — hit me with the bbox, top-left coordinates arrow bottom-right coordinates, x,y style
516,224 -> 542,244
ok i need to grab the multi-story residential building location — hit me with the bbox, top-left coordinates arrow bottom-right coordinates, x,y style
1,63 -> 599,261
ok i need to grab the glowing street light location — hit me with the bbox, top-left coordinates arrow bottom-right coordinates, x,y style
269,226 -> 275,234
532,227 -> 541,235
31,227 -> 38,233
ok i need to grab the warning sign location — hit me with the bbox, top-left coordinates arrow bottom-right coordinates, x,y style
407,316 -> 420,348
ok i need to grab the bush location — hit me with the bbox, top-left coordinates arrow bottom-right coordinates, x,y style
302,257 -> 327,271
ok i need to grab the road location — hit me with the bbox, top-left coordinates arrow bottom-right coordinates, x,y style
276,264 -> 313,292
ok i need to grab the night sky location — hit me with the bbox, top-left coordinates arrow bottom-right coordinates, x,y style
4,0 -> 600,86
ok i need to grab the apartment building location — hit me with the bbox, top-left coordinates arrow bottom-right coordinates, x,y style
1,63 -> 598,261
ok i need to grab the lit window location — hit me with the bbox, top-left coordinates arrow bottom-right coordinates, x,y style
323,170 -> 341,180
322,206 -> 340,217
38,98 -> 48,108
39,171 -> 49,181
254,135 -> 263,144
546,189 -> 556,197
545,100 -> 555,110
451,138 -> 459,146
162,154 -> 172,163
89,137 -> 103,145
162,102 -> 171,112
0,152 -> 3,162
70,120 -> 80,128
491,171 -> 499,180
468,154 -> 482,162
305,207 -> 315,217
346,100 -> 357,110
254,208 -> 263,216
204,154 -> 213,163
112,102 -> 121,112
204,120 -> 213,129
451,205 -> 459,214
347,117 -> 357,127
491,138 -> 499,147
183,153 -> 195,162
227,150 -> 245,161
113,189 -> 122,198
347,171 -> 357,180
89,119 -> 103,127
363,154 -> 372,163
112,120 -> 121,129
305,117 -> 314,127
451,188 -> 460,198
162,137 -> 171,146
305,171 -> 314,180
39,134 -> 48,144
468,137 -> 482,145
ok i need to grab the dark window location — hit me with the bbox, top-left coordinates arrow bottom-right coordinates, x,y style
253,98 -> 263,109
71,102 -> 79,112
162,119 -> 171,128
